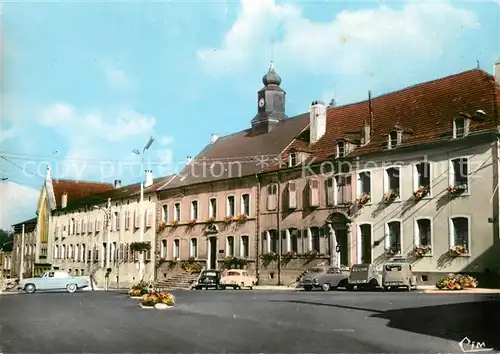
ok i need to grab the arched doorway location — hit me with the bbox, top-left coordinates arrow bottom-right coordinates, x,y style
326,212 -> 350,267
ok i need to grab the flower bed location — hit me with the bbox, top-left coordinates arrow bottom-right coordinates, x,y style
436,274 -> 478,290
128,280 -> 150,298
140,291 -> 176,309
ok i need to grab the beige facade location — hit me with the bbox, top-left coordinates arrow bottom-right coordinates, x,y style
1,251 -> 12,278
50,193 -> 158,288
11,221 -> 38,278
156,177 -> 257,280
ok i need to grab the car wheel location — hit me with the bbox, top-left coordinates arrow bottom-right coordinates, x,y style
25,283 -> 36,294
232,285 -> 237,290
322,283 -> 331,291
66,284 -> 77,293
345,284 -> 354,291
303,285 -> 312,291
384,286 -> 390,291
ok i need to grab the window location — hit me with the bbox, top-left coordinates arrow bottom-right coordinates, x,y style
69,218 -> 75,235
267,184 -> 278,211
174,203 -> 181,221
384,167 -> 401,200
450,157 -> 469,191
288,152 -> 298,167
287,181 -> 297,209
325,178 -> 334,205
336,141 -> 345,158
162,205 -> 169,223
241,194 -> 250,216
415,218 -> 432,249
133,211 -> 139,229
240,236 -> 249,258
388,131 -> 400,149
54,245 -> 59,259
190,200 -> 199,220
309,179 -> 320,207
173,239 -> 180,259
145,209 -> 152,227
209,198 -> 217,219
226,196 -> 235,217
335,175 -> 352,204
357,171 -> 371,197
190,238 -> 198,258
385,221 -> 402,255
113,212 -> 119,231
124,211 -> 129,229
414,162 -> 431,193
289,228 -> 299,253
450,216 -> 470,254
161,239 -> 167,258
453,117 -> 469,138
225,236 -> 235,256
310,227 -> 321,252
269,230 -> 278,253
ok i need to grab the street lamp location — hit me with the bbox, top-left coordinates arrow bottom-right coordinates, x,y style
93,198 -> 112,290
132,136 -> 154,281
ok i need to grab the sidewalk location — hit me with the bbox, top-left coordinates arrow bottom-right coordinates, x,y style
253,285 -> 298,291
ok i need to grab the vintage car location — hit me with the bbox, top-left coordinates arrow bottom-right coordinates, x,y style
17,270 -> 90,294
193,269 -> 222,290
220,269 -> 257,290
348,264 -> 382,290
382,260 -> 417,291
299,266 -> 350,291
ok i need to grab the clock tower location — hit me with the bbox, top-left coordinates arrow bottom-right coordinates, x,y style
251,62 -> 287,134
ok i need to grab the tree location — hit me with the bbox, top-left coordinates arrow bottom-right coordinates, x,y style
0,229 -> 14,251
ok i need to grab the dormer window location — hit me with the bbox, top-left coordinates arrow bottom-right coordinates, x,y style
453,117 -> 469,138
388,131 -> 401,149
288,152 -> 298,167
336,141 -> 345,158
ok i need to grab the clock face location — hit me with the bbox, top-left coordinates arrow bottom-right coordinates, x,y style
258,98 -> 265,108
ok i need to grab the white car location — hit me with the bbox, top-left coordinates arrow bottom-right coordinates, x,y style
220,269 -> 257,290
18,270 -> 90,294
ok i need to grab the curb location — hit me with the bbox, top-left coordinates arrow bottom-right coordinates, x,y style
423,289 -> 500,294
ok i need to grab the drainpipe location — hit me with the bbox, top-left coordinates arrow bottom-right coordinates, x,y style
276,172 -> 282,286
255,174 -> 261,283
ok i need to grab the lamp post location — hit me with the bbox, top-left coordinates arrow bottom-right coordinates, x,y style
133,136 -> 154,281
94,198 -> 112,290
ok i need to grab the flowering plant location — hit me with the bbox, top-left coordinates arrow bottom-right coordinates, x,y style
413,244 -> 431,257
447,184 -> 467,196
384,190 -> 398,202
188,219 -> 197,226
169,220 -> 179,227
140,291 -> 176,307
436,274 -> 478,290
223,216 -> 233,225
355,194 -> 370,206
413,186 -> 429,200
233,214 -> 248,223
450,245 -> 468,256
205,217 -> 216,224
157,221 -> 166,234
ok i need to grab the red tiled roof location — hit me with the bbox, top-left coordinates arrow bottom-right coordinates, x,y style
275,69 -> 499,169
52,179 -> 114,208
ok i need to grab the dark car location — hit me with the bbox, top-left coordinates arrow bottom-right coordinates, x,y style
193,269 -> 222,290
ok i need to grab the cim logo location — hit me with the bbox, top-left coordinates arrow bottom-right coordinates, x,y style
459,337 -> 494,353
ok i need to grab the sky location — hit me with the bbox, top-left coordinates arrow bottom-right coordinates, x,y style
1,0 -> 499,229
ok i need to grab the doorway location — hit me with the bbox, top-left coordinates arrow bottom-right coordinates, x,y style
335,228 -> 349,267
359,224 -> 372,264
209,237 -> 217,269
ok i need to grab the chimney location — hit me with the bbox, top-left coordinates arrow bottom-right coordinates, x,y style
61,192 -> 68,209
210,134 -> 218,144
361,124 -> 371,145
114,180 -> 121,189
309,100 -> 327,144
494,60 -> 500,84
186,156 -> 193,165
144,170 -> 153,187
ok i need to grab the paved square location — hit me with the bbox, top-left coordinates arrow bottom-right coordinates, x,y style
1,290 -> 499,353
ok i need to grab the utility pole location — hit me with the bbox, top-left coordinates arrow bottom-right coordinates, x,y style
105,198 -> 111,290
117,203 -> 122,290
19,224 -> 25,281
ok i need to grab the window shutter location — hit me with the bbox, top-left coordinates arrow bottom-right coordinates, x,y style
124,211 -> 129,229
116,213 -> 120,231
134,210 -> 140,228
267,185 -> 276,211
288,181 -> 297,209
95,219 -> 101,232
309,179 -> 319,207
145,209 -> 152,227
88,220 -> 93,233
326,179 -> 334,205
81,219 -> 86,233
76,220 -> 80,234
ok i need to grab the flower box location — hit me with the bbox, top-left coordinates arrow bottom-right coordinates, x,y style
187,219 -> 197,226
205,217 -> 216,224
450,245 -> 468,256
140,291 -> 176,308
384,191 -> 399,202
233,214 -> 248,224
448,184 -> 467,196
157,221 -> 166,234
413,245 -> 431,257
413,186 -> 429,200
385,247 -> 400,256
223,216 -> 233,225
222,256 -> 248,269
436,274 -> 478,290
169,220 -> 179,227
129,241 -> 151,253
355,194 -> 370,206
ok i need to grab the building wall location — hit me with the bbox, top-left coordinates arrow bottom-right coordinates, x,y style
50,193 -> 157,288
1,251 -> 12,277
156,177 -> 257,280
351,140 -> 499,284
11,227 -> 37,278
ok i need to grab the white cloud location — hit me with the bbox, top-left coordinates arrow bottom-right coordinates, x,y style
100,60 -> 131,89
36,103 -> 173,183
197,0 -> 478,76
0,128 -> 14,144
0,181 -> 38,230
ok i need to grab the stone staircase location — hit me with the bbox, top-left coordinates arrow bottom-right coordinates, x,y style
156,271 -> 201,290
